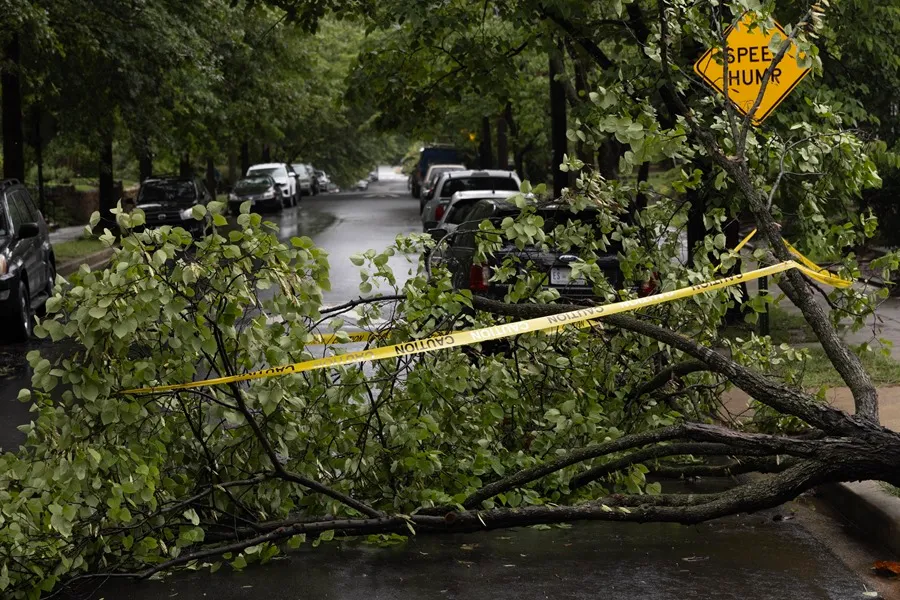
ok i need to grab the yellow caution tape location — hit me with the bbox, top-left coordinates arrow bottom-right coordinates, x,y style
308,230 -> 836,347
738,229 -> 851,288
121,258 -> 850,395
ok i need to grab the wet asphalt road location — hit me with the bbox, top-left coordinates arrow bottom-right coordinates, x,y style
0,171 -> 892,599
101,509 -> 875,600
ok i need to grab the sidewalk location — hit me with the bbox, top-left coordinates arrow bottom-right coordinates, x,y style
48,224 -> 88,244
745,274 -> 900,359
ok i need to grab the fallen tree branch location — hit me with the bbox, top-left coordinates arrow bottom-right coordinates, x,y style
568,441 -> 773,490
633,359 -> 709,398
470,295 -> 871,437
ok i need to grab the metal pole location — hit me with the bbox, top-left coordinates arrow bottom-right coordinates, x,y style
759,275 -> 770,336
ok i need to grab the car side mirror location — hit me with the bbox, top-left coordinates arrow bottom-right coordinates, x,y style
17,223 -> 39,239
429,228 -> 448,241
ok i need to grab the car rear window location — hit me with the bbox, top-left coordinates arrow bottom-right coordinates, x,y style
249,167 -> 285,178
139,181 -> 197,203
440,176 -> 518,197
445,199 -> 484,225
493,207 -> 600,232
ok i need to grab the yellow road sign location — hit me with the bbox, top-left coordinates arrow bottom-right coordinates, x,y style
694,13 -> 811,125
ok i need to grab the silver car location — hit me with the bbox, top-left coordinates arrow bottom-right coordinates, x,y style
421,170 -> 522,232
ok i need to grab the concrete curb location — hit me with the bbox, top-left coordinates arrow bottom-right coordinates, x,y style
818,481 -> 900,556
58,247 -> 115,278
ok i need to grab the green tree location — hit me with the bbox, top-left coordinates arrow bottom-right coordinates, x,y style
3,1 -> 900,597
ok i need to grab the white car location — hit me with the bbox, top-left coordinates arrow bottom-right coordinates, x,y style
430,190 -> 522,239
421,170 -> 522,232
420,163 -> 467,209
247,163 -> 297,208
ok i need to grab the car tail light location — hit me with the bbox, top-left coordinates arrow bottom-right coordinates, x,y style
435,203 -> 446,221
469,264 -> 491,292
640,272 -> 660,297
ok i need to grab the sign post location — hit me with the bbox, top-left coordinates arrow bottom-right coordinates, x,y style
694,13 -> 811,125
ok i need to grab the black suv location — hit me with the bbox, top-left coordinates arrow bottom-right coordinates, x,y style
135,177 -> 213,233
431,199 -> 631,300
0,180 -> 55,341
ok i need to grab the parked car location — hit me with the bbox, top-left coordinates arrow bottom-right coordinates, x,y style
368,170 -> 379,182
421,170 -> 521,232
411,145 -> 464,199
429,190 -> 521,237
314,170 -> 331,192
356,179 -> 369,191
420,163 -> 467,209
291,163 -> 314,197
430,198 -> 630,300
135,176 -> 213,234
228,175 -> 285,214
246,163 -> 297,208
0,179 -> 54,341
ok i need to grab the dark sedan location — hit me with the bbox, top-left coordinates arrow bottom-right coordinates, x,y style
228,175 -> 285,215
430,198 -> 654,301
135,177 -> 213,233
0,179 -> 55,341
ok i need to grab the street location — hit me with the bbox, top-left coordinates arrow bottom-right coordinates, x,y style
0,171 -> 895,600
97,507 -> 885,600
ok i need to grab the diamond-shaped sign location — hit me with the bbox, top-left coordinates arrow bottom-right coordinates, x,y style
694,13 -> 811,125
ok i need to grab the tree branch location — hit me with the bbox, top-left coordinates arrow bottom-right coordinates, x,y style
470,294 -> 869,436
569,442 -> 772,490
633,359 -> 709,398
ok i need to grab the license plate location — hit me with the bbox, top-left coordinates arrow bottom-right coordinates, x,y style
550,267 -> 586,286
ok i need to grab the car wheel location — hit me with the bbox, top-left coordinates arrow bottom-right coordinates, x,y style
35,260 -> 56,317
44,259 -> 56,297
8,281 -> 33,342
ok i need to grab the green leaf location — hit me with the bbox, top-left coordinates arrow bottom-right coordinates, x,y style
192,204 -> 208,220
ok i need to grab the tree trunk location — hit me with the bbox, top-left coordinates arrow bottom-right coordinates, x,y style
549,44 -> 568,197
479,117 -> 493,169
205,156 -> 216,198
633,162 -> 650,215
179,154 -> 192,178
597,139 -> 621,180
723,216 -> 748,324
261,144 -> 271,163
504,102 -> 526,180
98,131 -> 115,231
2,34 -> 25,182
572,58 -> 594,169
31,106 -> 45,213
139,141 -> 153,183
240,141 -> 250,175
228,152 -> 237,186
686,189 -> 706,268
496,115 -> 508,170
